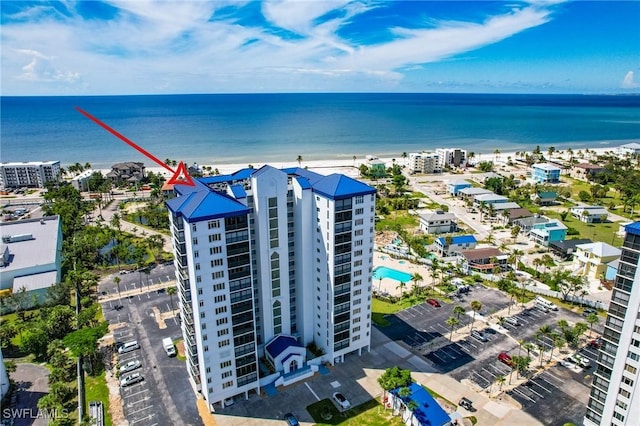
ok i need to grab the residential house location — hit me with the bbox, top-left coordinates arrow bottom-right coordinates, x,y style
408,152 -> 441,174
513,215 -> 549,233
529,219 -> 567,246
70,168 -> 95,192
506,208 -> 533,225
447,179 -> 472,196
458,187 -> 492,201
570,205 -> 609,223
387,382 -> 451,426
531,191 -> 558,205
367,159 -> 387,178
549,238 -> 593,260
573,242 -> 621,280
491,202 -> 521,212
569,163 -> 605,182
434,235 -> 477,257
531,163 -> 561,183
473,193 -> 509,206
457,247 -> 508,275
419,211 -> 457,234
106,162 -> 146,185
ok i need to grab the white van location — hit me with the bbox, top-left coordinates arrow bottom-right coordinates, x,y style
535,296 -> 558,311
118,341 -> 140,354
162,337 -> 176,356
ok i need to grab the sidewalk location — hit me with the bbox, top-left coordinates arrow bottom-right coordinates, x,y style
99,280 -> 176,303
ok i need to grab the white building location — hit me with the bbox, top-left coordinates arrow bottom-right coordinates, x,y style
0,216 -> 62,307
407,152 -> 441,174
71,169 -> 96,192
436,148 -> 467,168
0,161 -> 61,189
584,222 -> 640,426
570,205 -> 609,223
166,166 -> 376,411
616,142 -> 640,157
419,211 -> 457,234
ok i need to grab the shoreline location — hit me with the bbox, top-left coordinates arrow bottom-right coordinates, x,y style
92,146 -> 620,181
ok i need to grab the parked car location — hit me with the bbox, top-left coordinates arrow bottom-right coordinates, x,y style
573,353 -> 591,368
588,338 -> 602,349
332,392 -> 351,410
582,308 -> 598,317
284,413 -> 300,426
498,352 -> 514,367
459,397 -> 474,411
426,298 -> 441,307
118,341 -> 140,354
120,372 -> 143,387
504,316 -> 520,326
119,360 -> 141,374
471,330 -> 488,342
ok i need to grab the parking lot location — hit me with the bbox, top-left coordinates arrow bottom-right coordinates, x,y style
102,289 -> 201,426
99,262 -> 176,298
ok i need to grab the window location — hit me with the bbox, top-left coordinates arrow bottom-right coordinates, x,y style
211,259 -> 224,267
214,295 -> 226,303
209,233 -> 221,242
201,323 -> 207,330
210,246 -> 222,255
355,195 -> 364,204
206,367 -> 211,373
196,275 -> 202,283
213,271 -> 225,279
215,306 -> 227,315
192,224 -> 197,232
221,360 -> 232,368
198,288 -> 203,295
192,237 -> 198,245
213,283 -> 225,291
216,317 -> 228,326
203,335 -> 208,341
204,345 -> 209,352
625,364 -> 637,374
194,250 -> 199,258
208,220 -> 220,229
217,329 -> 229,337
355,208 -> 364,215
219,339 -> 230,348
622,376 -> 634,386
222,371 -> 233,379
619,388 -> 631,398
199,300 -> 204,307
195,263 -> 201,271
200,312 -> 206,318
222,381 -> 233,389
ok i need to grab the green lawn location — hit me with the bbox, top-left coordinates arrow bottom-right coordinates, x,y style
371,298 -> 413,326
542,210 -> 620,243
375,211 -> 418,232
562,177 -> 636,220
85,371 -> 113,426
307,398 -> 403,426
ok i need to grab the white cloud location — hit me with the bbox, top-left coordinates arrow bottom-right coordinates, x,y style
622,71 -> 638,89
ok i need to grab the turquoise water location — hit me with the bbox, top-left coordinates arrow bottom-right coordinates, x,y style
373,266 -> 412,282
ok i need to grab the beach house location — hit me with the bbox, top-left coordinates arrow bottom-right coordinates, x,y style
457,247 -> 508,275
367,158 -> 387,178
529,219 -> 567,246
531,191 -> 558,205
572,242 -> 621,280
447,179 -> 472,196
419,211 -> 458,234
531,163 -> 561,183
434,235 -> 477,257
106,161 -> 146,185
569,163 -> 605,182
570,205 -> 609,223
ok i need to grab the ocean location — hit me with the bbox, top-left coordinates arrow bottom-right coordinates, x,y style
1,93 -> 639,169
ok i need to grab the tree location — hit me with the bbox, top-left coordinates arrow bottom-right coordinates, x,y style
578,190 -> 591,203
495,374 -> 506,392
411,273 -> 423,292
296,155 -> 303,167
167,286 -> 177,313
113,276 -> 122,304
469,300 -> 482,333
511,226 -> 521,244
147,234 -> 165,261
378,367 -> 412,402
586,313 -> 599,338
0,321 -> 17,349
453,305 -> 466,321
45,305 -> 76,341
446,317 -> 460,340
512,355 -> 532,378
20,328 -> 49,359
397,281 -> 407,298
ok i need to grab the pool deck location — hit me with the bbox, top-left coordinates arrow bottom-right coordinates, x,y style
372,249 -> 435,297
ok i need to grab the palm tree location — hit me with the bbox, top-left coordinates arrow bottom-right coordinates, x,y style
113,276 -> 122,304
446,317 -> 460,340
296,155 -> 303,167
352,155 -> 357,167
495,374 -> 506,392
493,148 -> 500,163
397,281 -> 407,298
586,313 -> 599,338
469,300 -> 482,333
411,273 -> 423,292
453,305 -> 466,321
402,152 -> 408,166
167,286 -> 177,312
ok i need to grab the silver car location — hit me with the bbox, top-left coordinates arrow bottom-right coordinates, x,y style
119,360 -> 141,374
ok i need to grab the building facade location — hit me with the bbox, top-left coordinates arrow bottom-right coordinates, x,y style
419,211 -> 457,235
530,163 -> 561,183
166,166 -> 376,411
436,148 -> 467,168
0,161 -> 61,189
584,222 -> 640,426
408,152 -> 441,174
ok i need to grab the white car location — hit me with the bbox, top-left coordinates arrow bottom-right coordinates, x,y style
120,372 -> 143,387
119,360 -> 141,374
333,392 -> 351,410
573,354 -> 591,368
118,341 -> 140,354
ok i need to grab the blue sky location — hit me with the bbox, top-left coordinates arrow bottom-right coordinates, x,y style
1,1 -> 638,95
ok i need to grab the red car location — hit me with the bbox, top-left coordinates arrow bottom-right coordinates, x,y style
498,352 -> 514,367
588,338 -> 602,349
426,298 -> 441,307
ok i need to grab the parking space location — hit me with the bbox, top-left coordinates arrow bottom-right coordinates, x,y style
102,289 -> 201,426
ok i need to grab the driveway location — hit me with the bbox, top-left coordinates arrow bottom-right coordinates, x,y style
5,363 -> 50,426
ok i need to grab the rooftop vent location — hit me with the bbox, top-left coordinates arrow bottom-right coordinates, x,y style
1,233 -> 34,243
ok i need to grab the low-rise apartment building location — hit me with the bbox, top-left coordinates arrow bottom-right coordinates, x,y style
0,161 -> 61,189
531,163 -> 561,183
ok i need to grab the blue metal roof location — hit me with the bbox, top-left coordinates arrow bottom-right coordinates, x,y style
229,184 -> 247,199
295,176 -> 311,190
265,335 -> 302,359
166,189 -> 249,223
437,235 -> 477,245
625,221 -> 640,236
312,174 -> 376,200
198,168 -> 256,185
391,383 -> 450,426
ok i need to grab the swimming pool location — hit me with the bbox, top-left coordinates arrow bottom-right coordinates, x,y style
373,266 -> 412,282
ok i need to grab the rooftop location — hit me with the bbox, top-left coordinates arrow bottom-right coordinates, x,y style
492,202 -> 521,211
437,235 -> 476,245
508,208 -> 533,220
448,179 -> 471,186
265,335 -> 302,359
459,187 -> 492,196
459,247 -> 505,261
390,383 -> 450,426
576,242 -> 622,258
532,163 -> 561,171
474,193 -> 508,202
420,211 -> 457,222
0,216 -> 60,274
625,222 -> 640,236
573,163 -> 604,170
550,239 -> 593,251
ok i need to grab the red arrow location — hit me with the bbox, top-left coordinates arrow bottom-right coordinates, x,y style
75,107 -> 195,186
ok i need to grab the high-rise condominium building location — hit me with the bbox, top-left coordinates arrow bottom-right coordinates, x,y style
436,148 -> 467,168
166,166 -> 376,411
584,222 -> 640,425
407,152 -> 441,174
0,161 -> 61,189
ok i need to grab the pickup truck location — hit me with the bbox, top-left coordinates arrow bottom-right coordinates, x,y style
162,337 -> 176,357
